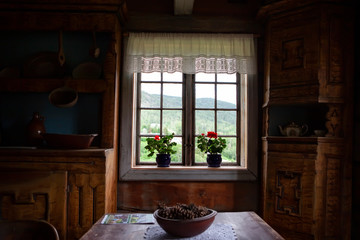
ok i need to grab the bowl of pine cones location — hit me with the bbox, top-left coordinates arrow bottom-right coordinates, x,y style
154,203 -> 217,237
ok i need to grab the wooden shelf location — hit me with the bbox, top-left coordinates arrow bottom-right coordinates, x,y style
0,77 -> 107,93
262,136 -> 343,143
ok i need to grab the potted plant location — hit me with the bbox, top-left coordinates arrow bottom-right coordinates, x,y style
145,133 -> 177,167
197,131 -> 227,167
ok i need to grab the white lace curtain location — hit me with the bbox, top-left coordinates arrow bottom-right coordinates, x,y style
125,32 -> 257,74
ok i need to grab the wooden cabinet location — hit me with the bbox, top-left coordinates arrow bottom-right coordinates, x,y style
262,137 -> 349,239
0,171 -> 68,239
259,1 -> 353,239
0,148 -> 117,240
262,1 -> 354,106
0,1 -> 125,239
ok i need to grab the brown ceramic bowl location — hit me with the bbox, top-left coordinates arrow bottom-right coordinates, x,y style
153,209 -> 217,237
43,133 -> 97,149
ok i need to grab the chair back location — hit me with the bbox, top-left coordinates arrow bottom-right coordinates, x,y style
0,219 -> 59,240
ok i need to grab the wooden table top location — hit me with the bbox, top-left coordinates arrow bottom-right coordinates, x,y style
80,211 -> 284,240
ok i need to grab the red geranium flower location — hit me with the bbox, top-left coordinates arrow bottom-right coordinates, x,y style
197,131 -> 226,154
154,135 -> 160,140
207,131 -> 217,139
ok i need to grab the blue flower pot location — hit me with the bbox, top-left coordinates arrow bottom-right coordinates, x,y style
156,153 -> 171,167
207,154 -> 222,167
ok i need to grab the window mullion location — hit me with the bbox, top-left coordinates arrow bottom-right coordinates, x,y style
214,74 -> 218,133
135,73 -> 141,165
184,74 -> 193,166
160,72 -> 163,136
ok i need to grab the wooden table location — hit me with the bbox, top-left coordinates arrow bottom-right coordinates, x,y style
80,212 -> 284,240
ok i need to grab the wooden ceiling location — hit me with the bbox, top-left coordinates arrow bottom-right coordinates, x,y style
123,0 -> 263,33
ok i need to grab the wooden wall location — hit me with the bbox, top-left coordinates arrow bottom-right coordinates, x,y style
117,181 -> 259,212
352,6 -> 360,239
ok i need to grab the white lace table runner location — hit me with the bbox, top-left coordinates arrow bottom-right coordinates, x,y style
144,223 -> 237,240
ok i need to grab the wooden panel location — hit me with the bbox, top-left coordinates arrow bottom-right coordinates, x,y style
117,181 -> 259,213
0,148 -> 110,174
104,149 -> 117,213
318,7 -> 353,102
269,11 -> 319,88
275,171 -> 301,216
0,11 -> 117,32
352,162 -> 360,240
268,142 -> 317,153
265,154 -> 315,238
67,173 -> 105,240
316,140 -> 346,239
269,85 -> 319,104
101,32 -> 117,148
0,171 -> 67,240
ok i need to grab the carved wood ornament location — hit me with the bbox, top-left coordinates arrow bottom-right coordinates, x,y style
275,170 -> 302,216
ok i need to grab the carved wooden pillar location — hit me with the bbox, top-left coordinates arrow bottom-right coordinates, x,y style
325,104 -> 343,137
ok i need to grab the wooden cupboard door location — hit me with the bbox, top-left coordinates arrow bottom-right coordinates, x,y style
318,7 -> 353,103
264,153 -> 316,239
0,171 -> 67,240
267,11 -> 320,104
67,173 -> 105,240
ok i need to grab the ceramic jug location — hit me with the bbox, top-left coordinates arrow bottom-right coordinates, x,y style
26,112 -> 46,146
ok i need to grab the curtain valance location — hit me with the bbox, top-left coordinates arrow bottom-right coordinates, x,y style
125,32 -> 257,74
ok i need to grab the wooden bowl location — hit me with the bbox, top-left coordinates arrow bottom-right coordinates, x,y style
153,209 -> 217,237
49,86 -> 78,108
43,133 -> 97,149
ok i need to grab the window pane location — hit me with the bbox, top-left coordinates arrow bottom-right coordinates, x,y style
217,84 -> 236,109
141,72 -> 160,82
195,147 -> 207,163
140,137 -> 156,163
218,73 -> 236,83
141,83 -> 160,108
163,72 -> 182,82
195,84 -> 214,108
217,111 -> 236,135
139,136 -> 182,164
221,137 -> 236,163
194,137 -> 236,164
195,72 -> 215,82
163,83 -> 182,108
140,110 -> 160,135
163,110 -> 182,135
171,137 -> 183,163
195,110 -> 214,135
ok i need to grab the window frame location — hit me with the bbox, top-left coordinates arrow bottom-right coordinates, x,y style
119,70 -> 259,181
136,72 -> 243,166
135,72 -> 185,165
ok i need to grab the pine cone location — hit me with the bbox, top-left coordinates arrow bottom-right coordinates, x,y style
157,203 -> 210,220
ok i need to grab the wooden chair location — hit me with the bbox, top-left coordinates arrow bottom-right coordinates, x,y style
0,219 -> 59,240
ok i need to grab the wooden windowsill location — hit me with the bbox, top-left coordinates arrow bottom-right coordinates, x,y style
120,164 -> 256,181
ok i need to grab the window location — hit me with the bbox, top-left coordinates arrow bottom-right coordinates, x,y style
136,70 -> 247,166
120,33 -> 258,181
